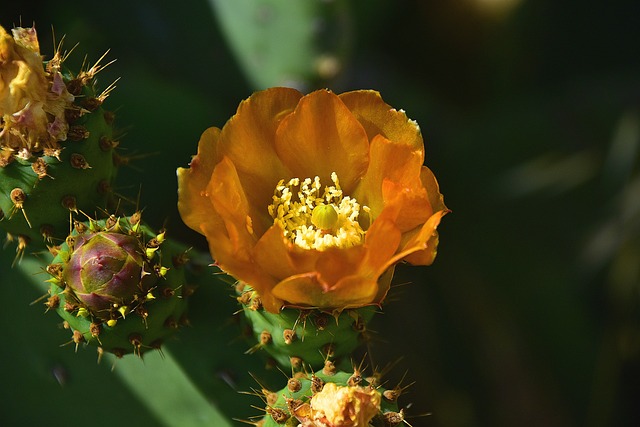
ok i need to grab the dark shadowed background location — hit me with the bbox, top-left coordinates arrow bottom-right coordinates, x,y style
2,1 -> 639,426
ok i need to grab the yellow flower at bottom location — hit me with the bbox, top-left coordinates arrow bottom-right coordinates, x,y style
308,382 -> 381,427
177,88 -> 448,313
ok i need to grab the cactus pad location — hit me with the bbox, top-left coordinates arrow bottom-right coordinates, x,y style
257,364 -> 406,427
45,214 -> 191,358
0,25 -> 119,250
238,285 -> 376,371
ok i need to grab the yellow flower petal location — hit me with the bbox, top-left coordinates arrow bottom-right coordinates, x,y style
217,87 -> 301,233
396,209 -> 448,266
253,224 -> 318,281
355,134 -> 429,231
208,156 -> 257,255
271,272 -> 378,310
422,165 -> 448,215
339,90 -> 423,151
177,127 -> 222,235
275,89 -> 369,193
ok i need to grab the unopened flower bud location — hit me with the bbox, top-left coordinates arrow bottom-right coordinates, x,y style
62,232 -> 150,317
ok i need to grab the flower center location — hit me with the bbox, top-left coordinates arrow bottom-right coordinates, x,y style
268,172 -> 369,250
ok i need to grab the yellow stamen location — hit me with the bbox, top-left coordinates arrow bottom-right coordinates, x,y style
268,172 -> 367,251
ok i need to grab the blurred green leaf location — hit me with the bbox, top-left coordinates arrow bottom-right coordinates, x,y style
209,0 -> 352,90
0,251 -> 236,426
111,350 -> 232,427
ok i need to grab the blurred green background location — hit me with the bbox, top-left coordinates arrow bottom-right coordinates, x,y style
2,1 -> 639,426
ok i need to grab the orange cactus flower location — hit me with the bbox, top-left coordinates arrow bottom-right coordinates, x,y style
177,88 -> 448,313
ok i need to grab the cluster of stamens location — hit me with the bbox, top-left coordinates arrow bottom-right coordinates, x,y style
268,172 -> 369,251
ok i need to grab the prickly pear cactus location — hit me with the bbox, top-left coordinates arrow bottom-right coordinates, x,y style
44,213 -> 192,358
257,362 -> 407,427
0,25 -> 119,251
238,284 -> 376,371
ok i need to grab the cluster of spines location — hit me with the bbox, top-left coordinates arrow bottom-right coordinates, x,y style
0,26 -> 126,256
237,284 -> 376,371
245,359 -> 411,427
43,212 -> 193,359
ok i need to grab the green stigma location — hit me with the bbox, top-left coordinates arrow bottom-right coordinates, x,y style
311,204 -> 339,230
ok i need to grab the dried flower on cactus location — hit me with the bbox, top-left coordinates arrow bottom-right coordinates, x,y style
306,382 -> 381,427
0,26 -> 74,157
0,25 -> 120,249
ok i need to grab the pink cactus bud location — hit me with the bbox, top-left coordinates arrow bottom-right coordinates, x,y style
62,232 -> 151,317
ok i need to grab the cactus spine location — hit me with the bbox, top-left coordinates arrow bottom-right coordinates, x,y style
45,213 -> 191,358
238,284 -> 376,371
0,25 -> 119,252
256,363 -> 407,427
